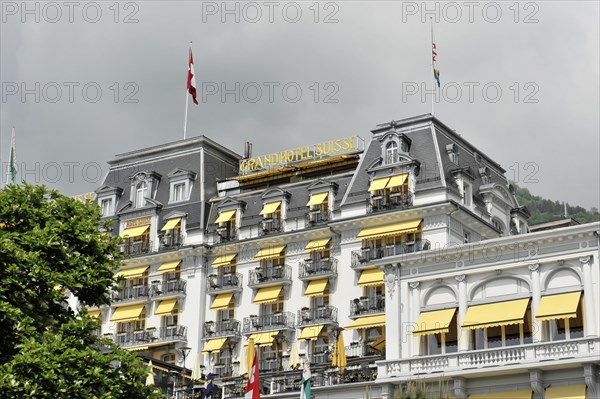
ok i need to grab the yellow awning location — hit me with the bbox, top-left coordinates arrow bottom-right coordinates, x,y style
345,315 -> 386,330
259,201 -> 281,215
247,331 -> 280,346
386,174 -> 408,189
114,266 -> 149,279
215,210 -> 236,224
545,385 -> 586,399
358,268 -> 384,287
370,336 -> 386,351
111,303 -> 145,322
537,291 -> 582,321
157,260 -> 181,273
306,192 -> 328,206
155,299 -> 178,316
414,308 -> 457,336
253,286 -> 283,304
357,219 -> 422,240
88,309 -> 101,319
161,218 -> 182,231
126,346 -> 149,351
469,390 -> 532,399
368,177 -> 390,192
120,225 -> 149,238
304,279 -> 329,297
212,254 -> 237,267
254,246 -> 286,260
202,338 -> 227,353
462,298 -> 530,330
304,238 -> 331,252
298,325 -> 324,340
211,293 -> 234,310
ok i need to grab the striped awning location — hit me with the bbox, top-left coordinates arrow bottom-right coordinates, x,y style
157,260 -> 181,273
345,315 -> 386,330
298,325 -> 324,341
155,299 -> 178,316
114,266 -> 149,279
357,268 -> 384,287
462,298 -> 529,330
254,246 -> 286,260
202,338 -> 227,353
304,279 -> 329,297
120,225 -> 149,238
368,177 -> 390,192
306,192 -> 328,206
212,254 -> 237,267
413,308 -> 457,336
111,303 -> 145,322
161,218 -> 181,231
253,286 -> 283,304
536,291 -> 582,321
386,174 -> 408,189
304,238 -> 331,252
247,331 -> 281,346
211,293 -> 234,310
215,210 -> 236,224
259,201 -> 281,216
545,385 -> 586,399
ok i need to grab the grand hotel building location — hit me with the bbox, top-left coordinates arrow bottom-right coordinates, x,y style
85,114 -> 599,399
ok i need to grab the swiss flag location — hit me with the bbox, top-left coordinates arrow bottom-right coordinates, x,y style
244,353 -> 260,399
187,47 -> 198,105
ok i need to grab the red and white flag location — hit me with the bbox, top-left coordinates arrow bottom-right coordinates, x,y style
244,353 -> 260,399
187,47 -> 198,105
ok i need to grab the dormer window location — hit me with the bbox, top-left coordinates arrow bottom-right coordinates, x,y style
135,182 -> 148,208
306,192 -> 329,226
167,168 -> 196,204
367,174 -> 411,213
161,217 -> 184,249
95,185 -> 122,217
215,209 -> 237,243
100,198 -> 113,216
173,183 -> 185,202
385,142 -> 399,164
259,201 -> 283,235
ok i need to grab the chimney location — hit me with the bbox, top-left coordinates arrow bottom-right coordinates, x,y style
244,142 -> 252,159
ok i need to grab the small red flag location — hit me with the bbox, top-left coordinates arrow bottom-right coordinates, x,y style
244,353 -> 260,399
187,48 -> 198,105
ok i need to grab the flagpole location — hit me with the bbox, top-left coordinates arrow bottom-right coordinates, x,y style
183,42 -> 192,140
430,18 -> 435,116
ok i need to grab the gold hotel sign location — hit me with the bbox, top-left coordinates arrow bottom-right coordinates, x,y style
239,136 -> 361,175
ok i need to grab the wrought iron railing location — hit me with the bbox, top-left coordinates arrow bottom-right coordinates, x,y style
112,285 -> 149,302
203,319 -> 241,338
158,325 -> 187,341
159,233 -> 183,250
350,296 -> 385,316
297,305 -> 338,326
207,273 -> 243,293
258,218 -> 282,236
248,265 -> 292,287
242,312 -> 295,333
120,240 -> 152,256
298,258 -> 337,279
152,279 -> 186,297
367,193 -> 413,213
351,239 -> 430,267
215,228 -> 237,244
304,209 -> 330,227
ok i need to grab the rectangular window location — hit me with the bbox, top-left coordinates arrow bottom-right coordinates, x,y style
463,183 -> 473,207
100,198 -> 112,216
173,182 -> 186,202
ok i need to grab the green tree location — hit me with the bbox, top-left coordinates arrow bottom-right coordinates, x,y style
0,184 -> 162,398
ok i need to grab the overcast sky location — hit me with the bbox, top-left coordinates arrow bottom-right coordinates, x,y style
1,1 -> 598,209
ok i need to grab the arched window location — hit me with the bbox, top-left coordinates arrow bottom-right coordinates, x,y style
135,182 -> 148,208
386,141 -> 398,164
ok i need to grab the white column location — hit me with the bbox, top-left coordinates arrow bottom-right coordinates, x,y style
456,274 -> 469,351
383,264 -> 402,359
409,281 -> 421,357
529,263 -> 542,342
581,256 -> 597,337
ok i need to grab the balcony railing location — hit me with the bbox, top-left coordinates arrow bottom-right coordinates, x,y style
111,325 -> 187,347
351,239 -> 430,267
151,279 -> 186,297
204,319 -> 241,338
350,296 -> 385,317
298,258 -> 337,280
305,209 -> 330,227
311,352 -> 330,365
377,337 -> 600,379
120,240 -> 152,256
248,265 -> 292,287
207,273 -> 243,293
159,234 -> 183,250
215,228 -> 237,244
345,341 -> 384,359
259,357 -> 282,372
297,305 -> 338,326
258,218 -> 282,236
367,193 -> 413,213
112,285 -> 149,302
243,312 -> 295,333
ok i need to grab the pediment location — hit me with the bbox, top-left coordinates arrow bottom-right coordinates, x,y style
167,168 -> 197,180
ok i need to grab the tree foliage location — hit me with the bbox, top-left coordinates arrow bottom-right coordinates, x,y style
0,184 -> 162,398
513,183 -> 600,225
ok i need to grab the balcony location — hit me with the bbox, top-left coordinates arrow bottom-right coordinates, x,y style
151,279 -> 186,298
297,305 -> 338,326
243,312 -> 295,333
159,233 -> 183,250
215,227 -> 237,244
157,325 -> 187,343
298,258 -> 337,281
376,337 -> 600,380
350,296 -> 385,317
120,240 -> 152,256
204,319 -> 241,338
305,209 -> 330,227
112,285 -> 149,302
346,341 -> 384,359
111,325 -> 187,348
248,265 -> 292,288
207,273 -> 243,294
367,193 -> 413,213
351,239 -> 430,268
258,218 -> 282,236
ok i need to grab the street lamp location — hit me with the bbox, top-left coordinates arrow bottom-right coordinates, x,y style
179,346 -> 192,372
